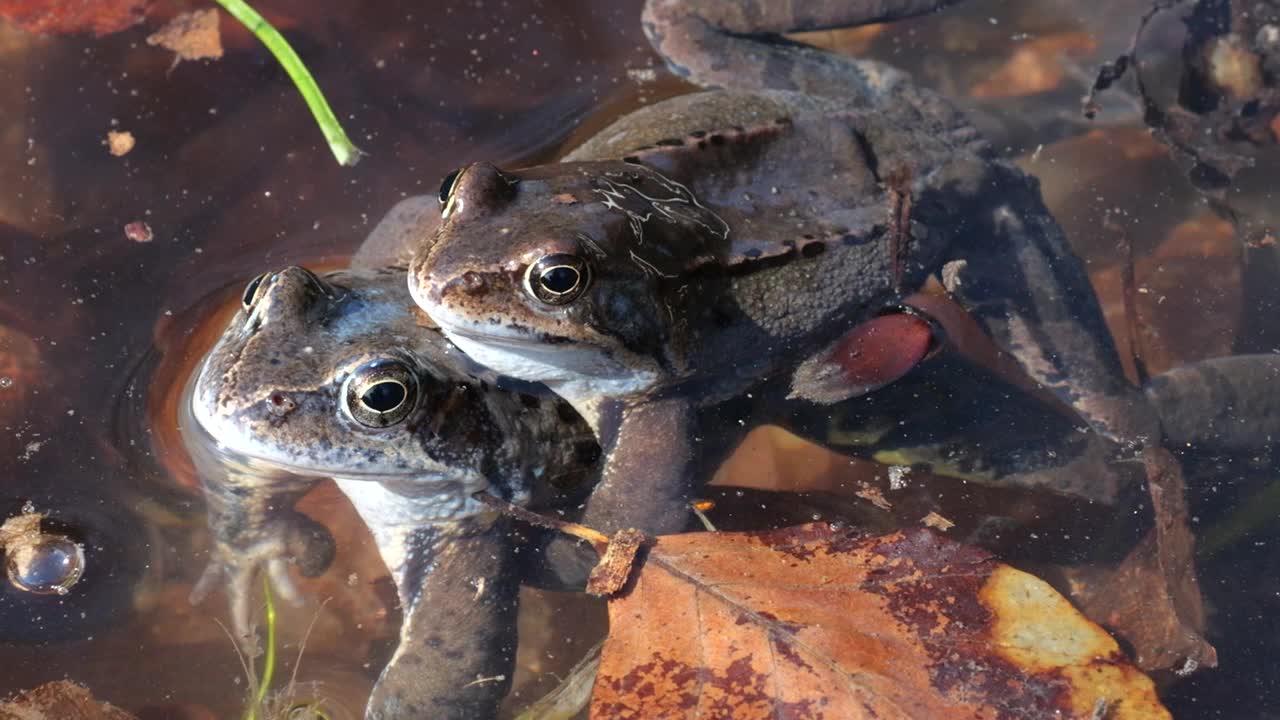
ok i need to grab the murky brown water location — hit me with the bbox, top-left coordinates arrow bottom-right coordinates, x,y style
1,0 -> 1277,717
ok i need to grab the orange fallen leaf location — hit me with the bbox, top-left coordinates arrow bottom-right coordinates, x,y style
970,32 -> 1097,98
593,524 -> 1169,719
0,0 -> 148,36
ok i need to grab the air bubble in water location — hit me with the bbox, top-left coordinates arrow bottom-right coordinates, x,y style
6,533 -> 85,595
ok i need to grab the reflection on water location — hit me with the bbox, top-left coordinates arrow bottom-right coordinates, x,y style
0,0 -> 1277,716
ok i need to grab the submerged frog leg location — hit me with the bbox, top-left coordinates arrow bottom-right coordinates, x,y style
1145,354 -> 1280,453
941,168 -> 1161,443
642,0 -> 965,101
362,515 -> 519,720
190,469 -> 335,643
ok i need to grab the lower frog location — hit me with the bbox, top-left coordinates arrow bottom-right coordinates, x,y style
181,265 -> 598,720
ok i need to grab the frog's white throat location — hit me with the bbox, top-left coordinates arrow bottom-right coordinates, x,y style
439,326 -> 659,421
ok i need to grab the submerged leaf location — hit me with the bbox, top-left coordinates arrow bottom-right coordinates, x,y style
593,524 -> 1169,719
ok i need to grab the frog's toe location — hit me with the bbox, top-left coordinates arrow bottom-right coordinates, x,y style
188,559 -> 224,606
265,557 -> 305,607
227,563 -> 258,642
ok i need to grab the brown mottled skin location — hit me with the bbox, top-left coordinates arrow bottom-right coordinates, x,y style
181,265 -> 597,719
405,0 -> 1154,568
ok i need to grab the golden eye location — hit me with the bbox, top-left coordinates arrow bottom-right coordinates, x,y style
241,272 -> 270,309
342,359 -> 419,427
438,167 -> 462,207
524,253 -> 591,305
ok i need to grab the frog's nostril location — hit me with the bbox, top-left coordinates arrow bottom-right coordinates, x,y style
446,271 -> 490,297
267,392 -> 298,417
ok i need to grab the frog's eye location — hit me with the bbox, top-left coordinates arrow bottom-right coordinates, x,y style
524,254 -> 591,305
242,272 -> 270,309
342,359 -> 419,428
438,167 -> 462,207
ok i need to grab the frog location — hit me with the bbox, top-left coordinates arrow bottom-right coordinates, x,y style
180,263 -> 599,720
405,0 -> 1155,557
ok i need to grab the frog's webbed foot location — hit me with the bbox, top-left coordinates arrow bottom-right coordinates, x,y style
190,509 -> 335,642
641,0 -> 965,100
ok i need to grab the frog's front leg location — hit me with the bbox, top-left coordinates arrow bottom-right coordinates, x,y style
540,397 -> 700,586
642,0 -> 966,99
348,503 -> 519,720
189,468 -> 336,643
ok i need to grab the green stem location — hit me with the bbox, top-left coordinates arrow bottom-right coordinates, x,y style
213,0 -> 363,166
243,575 -> 278,720
1198,478 -> 1280,559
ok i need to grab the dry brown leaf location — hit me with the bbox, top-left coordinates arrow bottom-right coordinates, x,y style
1066,447 -> 1217,673
146,9 -> 223,63
593,524 -> 1169,719
0,681 -> 136,720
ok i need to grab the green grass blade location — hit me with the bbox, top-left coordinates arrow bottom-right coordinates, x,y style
242,575 -> 279,720
213,0 -> 363,166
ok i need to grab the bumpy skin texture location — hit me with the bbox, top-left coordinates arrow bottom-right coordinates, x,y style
182,266 -> 597,719
407,0 -> 1156,561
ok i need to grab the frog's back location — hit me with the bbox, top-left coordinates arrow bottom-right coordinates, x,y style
564,87 -> 992,375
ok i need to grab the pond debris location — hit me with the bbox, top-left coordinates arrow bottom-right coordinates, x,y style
585,529 -> 647,597
920,511 -> 954,531
1065,446 -> 1217,672
146,9 -> 224,66
106,130 -> 135,157
887,464 -> 911,490
1084,0 -> 1280,245
124,220 -> 153,243
0,680 -> 136,720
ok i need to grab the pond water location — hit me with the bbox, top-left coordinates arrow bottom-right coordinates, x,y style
0,0 -> 1277,717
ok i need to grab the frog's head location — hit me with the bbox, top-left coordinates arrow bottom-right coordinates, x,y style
411,161 -> 729,398
189,266 -> 494,495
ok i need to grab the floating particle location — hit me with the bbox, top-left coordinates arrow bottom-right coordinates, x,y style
124,221 -> 152,243
106,129 -> 134,156
921,511 -> 955,531
887,464 -> 911,490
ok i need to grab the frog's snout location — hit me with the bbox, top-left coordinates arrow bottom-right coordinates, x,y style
438,270 -> 511,306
